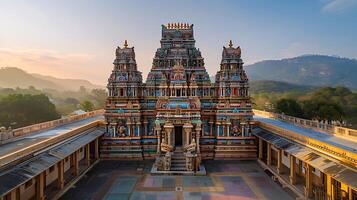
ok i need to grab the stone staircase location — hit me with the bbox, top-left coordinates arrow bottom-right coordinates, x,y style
171,147 -> 187,171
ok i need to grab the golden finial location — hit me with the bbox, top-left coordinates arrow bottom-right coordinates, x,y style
229,40 -> 233,48
124,40 -> 128,48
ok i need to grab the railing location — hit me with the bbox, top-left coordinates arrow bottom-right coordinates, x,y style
253,109 -> 357,141
0,109 -> 104,144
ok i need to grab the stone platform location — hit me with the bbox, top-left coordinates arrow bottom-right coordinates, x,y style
150,157 -> 207,176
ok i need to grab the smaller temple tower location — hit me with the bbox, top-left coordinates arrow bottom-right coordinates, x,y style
103,40 -> 144,159
213,40 -> 254,159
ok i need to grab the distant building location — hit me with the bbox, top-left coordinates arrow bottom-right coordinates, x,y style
71,109 -> 87,115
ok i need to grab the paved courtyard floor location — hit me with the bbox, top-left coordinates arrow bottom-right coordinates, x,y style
60,160 -> 294,200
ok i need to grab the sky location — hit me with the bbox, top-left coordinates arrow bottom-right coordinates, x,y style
0,0 -> 357,85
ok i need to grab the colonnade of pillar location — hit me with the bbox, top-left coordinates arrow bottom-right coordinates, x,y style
109,120 -> 142,137
1,138 -> 100,200
257,138 -> 355,200
214,121 -> 250,137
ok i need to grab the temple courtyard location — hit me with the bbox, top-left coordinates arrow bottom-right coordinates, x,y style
60,160 -> 295,200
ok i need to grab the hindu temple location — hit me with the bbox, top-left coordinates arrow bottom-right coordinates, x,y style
102,23 -> 255,173
1,23 -> 355,200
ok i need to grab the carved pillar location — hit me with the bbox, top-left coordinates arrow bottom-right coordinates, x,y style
127,119 -> 132,136
226,121 -> 231,137
136,122 -> 141,137
326,174 -> 334,200
241,122 -> 246,137
305,163 -> 313,198
94,138 -> 99,159
57,160 -> 64,189
85,144 -> 90,166
348,186 -> 352,200
164,123 -> 174,147
216,122 -> 221,137
277,149 -> 283,174
156,124 -> 161,153
209,120 -> 213,136
267,143 -> 271,166
144,118 -> 148,136
183,123 -> 193,146
258,138 -> 263,160
73,150 -> 79,176
195,124 -> 201,153
112,123 -> 117,137
7,188 -> 20,200
289,155 -> 296,185
36,172 -> 45,200
221,122 -> 226,136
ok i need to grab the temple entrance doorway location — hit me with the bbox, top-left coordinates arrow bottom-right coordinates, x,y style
174,126 -> 183,147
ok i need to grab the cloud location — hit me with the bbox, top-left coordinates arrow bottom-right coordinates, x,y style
321,0 -> 357,13
0,48 -> 92,66
0,47 -> 98,82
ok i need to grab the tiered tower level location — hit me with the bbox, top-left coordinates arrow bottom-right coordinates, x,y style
103,23 -> 254,168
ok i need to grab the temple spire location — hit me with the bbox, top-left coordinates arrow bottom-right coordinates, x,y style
124,40 -> 128,48
229,40 -> 233,48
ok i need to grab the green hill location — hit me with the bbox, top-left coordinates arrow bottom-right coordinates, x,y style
245,55 -> 357,89
250,80 -> 317,93
209,76 -> 316,94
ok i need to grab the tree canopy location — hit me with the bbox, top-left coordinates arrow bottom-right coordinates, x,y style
80,100 -> 94,112
276,99 -> 304,118
252,86 -> 356,127
0,94 -> 60,129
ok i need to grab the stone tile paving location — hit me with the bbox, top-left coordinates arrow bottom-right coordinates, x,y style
60,160 -> 294,200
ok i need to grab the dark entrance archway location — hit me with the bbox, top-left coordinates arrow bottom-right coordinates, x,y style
174,126 -> 183,147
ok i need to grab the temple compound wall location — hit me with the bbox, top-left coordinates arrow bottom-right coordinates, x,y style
102,23 -> 255,167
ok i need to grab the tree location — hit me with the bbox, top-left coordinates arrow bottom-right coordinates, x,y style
91,89 -> 107,108
80,100 -> 94,112
302,99 -> 344,123
79,86 -> 87,94
0,94 -> 60,128
276,98 -> 304,118
65,97 -> 80,106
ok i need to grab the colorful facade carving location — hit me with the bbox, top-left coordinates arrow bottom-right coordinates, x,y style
103,23 -> 256,171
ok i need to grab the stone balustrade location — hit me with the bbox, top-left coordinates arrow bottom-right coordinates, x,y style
0,109 -> 104,144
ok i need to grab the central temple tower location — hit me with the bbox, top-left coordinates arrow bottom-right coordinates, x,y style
103,23 -> 255,173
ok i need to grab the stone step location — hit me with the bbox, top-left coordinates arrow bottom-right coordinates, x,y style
172,163 -> 186,168
172,154 -> 185,157
173,152 -> 184,155
172,157 -> 185,161
173,155 -> 184,158
171,167 -> 187,171
172,159 -> 186,163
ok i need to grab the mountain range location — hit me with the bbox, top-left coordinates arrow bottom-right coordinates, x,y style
1,55 -> 356,92
0,67 -> 103,91
245,55 -> 357,89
